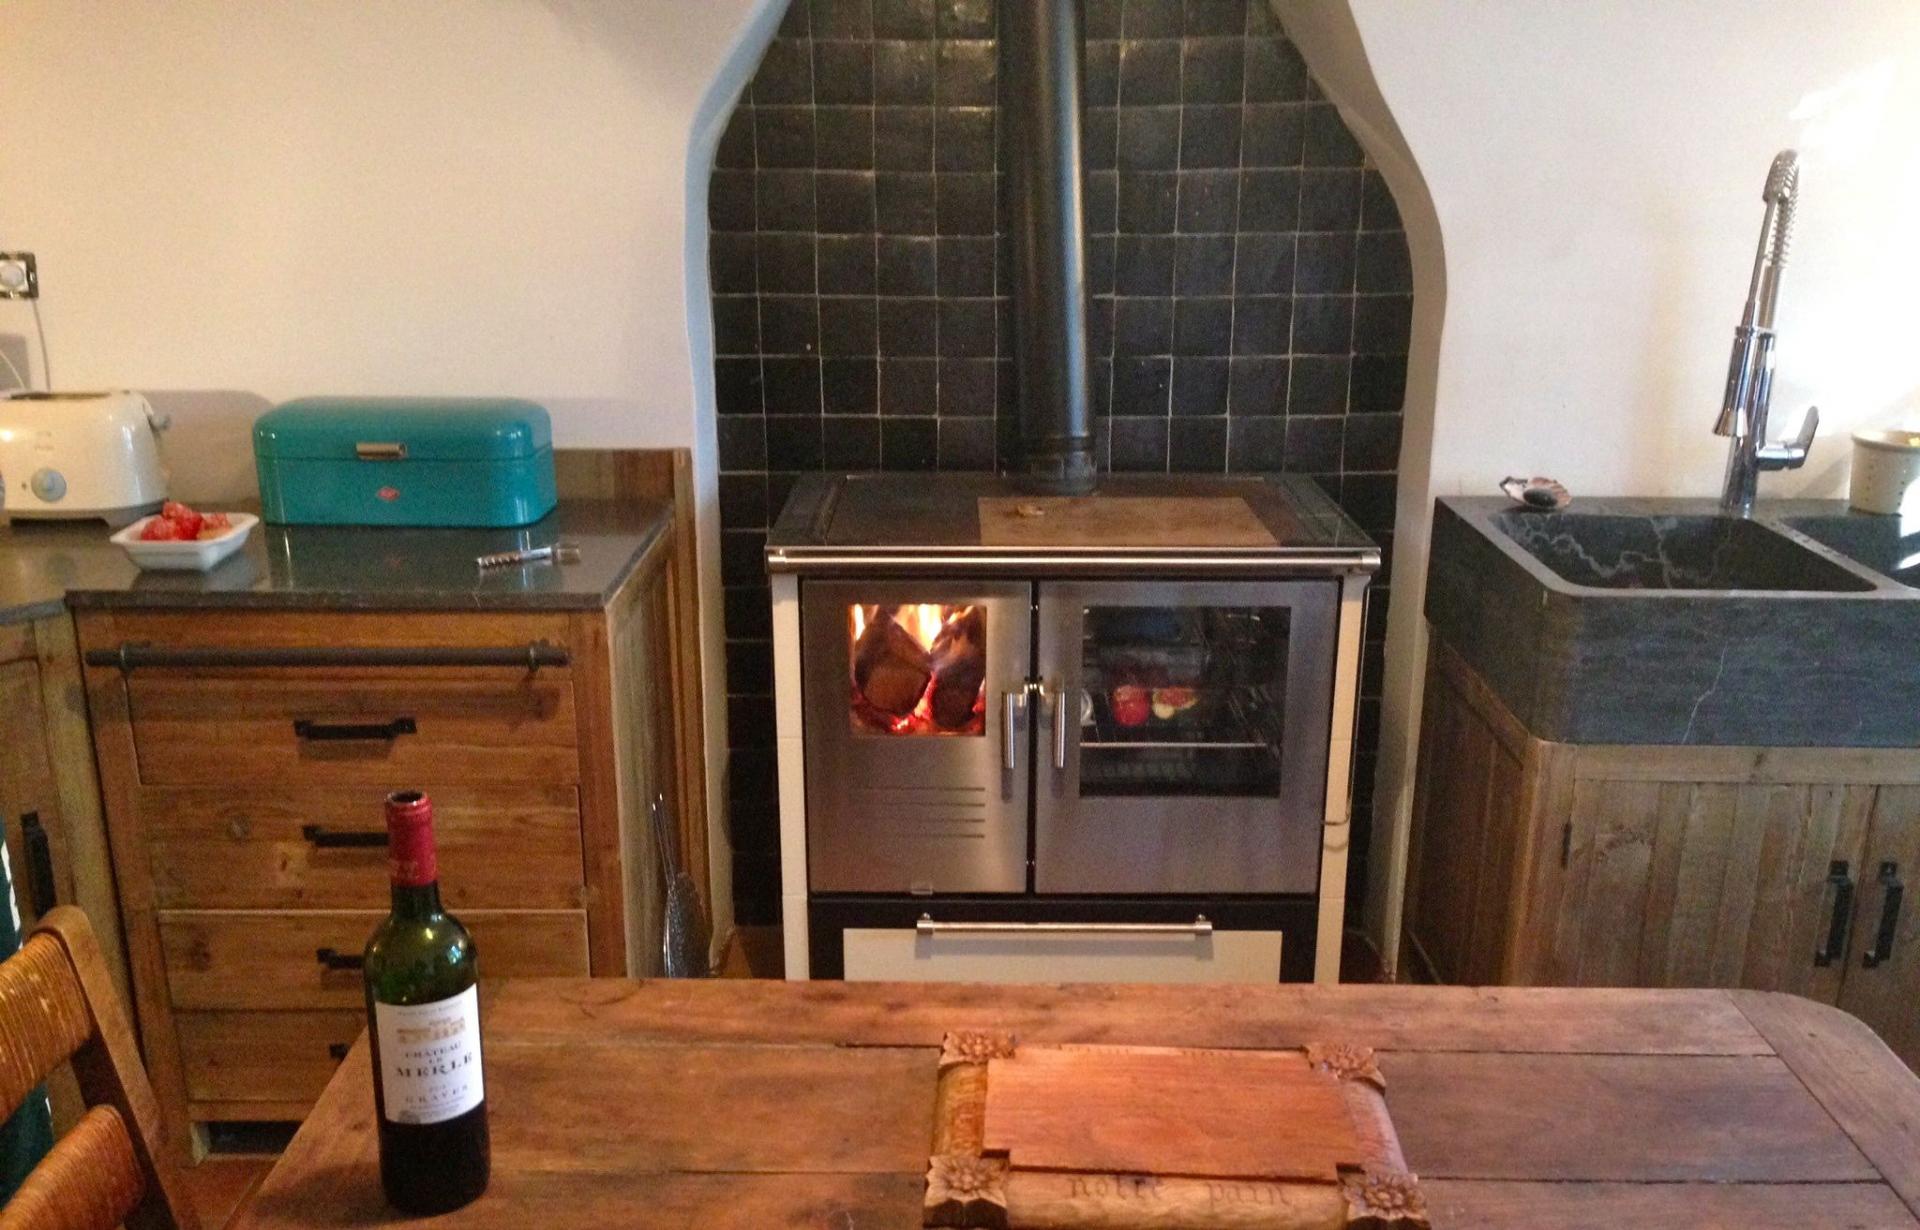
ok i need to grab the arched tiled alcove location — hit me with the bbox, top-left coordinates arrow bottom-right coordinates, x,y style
707,0 -> 1412,926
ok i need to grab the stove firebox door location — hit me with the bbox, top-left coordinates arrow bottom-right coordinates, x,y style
801,580 -> 1034,893
1032,580 -> 1338,894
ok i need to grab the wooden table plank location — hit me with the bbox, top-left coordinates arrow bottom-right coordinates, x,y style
1385,1052 -> 1877,1182
230,983 -> 1917,1229
478,979 -> 1775,1056
1734,991 -> 1920,1219
1425,1181 -> 1920,1228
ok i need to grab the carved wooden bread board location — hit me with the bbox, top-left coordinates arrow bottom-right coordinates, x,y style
925,1032 -> 1428,1230
977,497 -> 1279,548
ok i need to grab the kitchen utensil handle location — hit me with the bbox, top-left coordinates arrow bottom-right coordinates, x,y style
293,717 -> 417,742
1863,861 -> 1904,969
1001,688 -> 1027,771
1815,860 -> 1854,967
916,915 -> 1212,938
85,642 -> 570,671
314,947 -> 364,972
300,824 -> 389,849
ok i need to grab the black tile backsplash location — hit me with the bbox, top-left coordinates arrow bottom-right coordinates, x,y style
709,0 -> 1410,926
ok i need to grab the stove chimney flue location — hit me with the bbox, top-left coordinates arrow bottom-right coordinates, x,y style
1003,0 -> 1097,494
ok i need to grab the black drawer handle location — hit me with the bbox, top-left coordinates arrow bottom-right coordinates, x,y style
20,812 -> 58,917
328,1042 -> 352,1061
1815,860 -> 1855,967
315,947 -> 364,973
1863,861 -> 1904,969
300,824 -> 389,849
293,717 -> 417,742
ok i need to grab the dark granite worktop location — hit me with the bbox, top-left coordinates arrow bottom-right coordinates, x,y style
0,499 -> 670,626
1427,496 -> 1920,748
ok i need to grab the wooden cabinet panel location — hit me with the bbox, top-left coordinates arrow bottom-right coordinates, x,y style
1840,788 -> 1920,1069
160,910 -> 588,1011
176,1010 -> 364,1105
127,672 -> 579,786
1410,632 -> 1920,1073
142,786 -> 584,910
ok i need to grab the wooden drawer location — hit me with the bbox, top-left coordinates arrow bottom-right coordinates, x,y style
127,671 -> 579,786
177,1010 -> 364,1107
142,785 -> 585,910
160,909 -> 588,1010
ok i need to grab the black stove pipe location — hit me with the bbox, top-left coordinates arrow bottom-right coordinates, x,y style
1002,0 -> 1097,494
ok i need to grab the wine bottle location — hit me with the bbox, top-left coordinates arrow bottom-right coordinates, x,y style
363,790 -> 490,1214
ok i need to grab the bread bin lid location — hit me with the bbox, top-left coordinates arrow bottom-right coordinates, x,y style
253,397 -> 552,462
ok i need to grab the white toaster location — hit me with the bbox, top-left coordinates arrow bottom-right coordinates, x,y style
0,391 -> 170,525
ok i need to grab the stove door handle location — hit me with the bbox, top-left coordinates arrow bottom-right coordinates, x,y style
916,915 -> 1213,938
1001,688 -> 1028,771
1039,681 -> 1074,771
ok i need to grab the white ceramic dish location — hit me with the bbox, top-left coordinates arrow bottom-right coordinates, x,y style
110,512 -> 258,571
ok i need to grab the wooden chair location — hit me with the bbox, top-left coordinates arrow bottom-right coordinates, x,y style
0,906 -> 200,1230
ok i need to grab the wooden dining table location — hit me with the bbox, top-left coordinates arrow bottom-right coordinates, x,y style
229,979 -> 1920,1228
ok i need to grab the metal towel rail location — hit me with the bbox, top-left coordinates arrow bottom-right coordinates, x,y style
83,641 -> 570,671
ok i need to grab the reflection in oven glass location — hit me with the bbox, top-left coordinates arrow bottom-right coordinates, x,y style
849,604 -> 987,736
1080,606 -> 1288,797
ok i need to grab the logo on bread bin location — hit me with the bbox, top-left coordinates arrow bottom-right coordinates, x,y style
377,486 -> 400,502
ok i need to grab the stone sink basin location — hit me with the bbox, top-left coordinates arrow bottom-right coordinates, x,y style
1497,511 -> 1874,593
1428,498 -> 1920,746
1783,514 -> 1920,589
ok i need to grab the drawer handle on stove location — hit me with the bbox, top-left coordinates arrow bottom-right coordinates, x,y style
300,824 -> 389,849
916,915 -> 1213,938
293,717 -> 418,742
314,947 -> 365,973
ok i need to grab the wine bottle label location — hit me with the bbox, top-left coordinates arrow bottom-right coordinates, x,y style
374,986 -> 484,1125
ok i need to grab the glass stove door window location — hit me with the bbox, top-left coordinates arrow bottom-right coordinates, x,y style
1077,605 -> 1289,797
848,603 -> 988,736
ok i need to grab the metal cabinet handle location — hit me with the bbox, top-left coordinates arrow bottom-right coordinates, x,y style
300,824 -> 388,849
314,947 -> 364,972
327,1042 -> 352,1061
1863,862 -> 1904,969
292,717 -> 417,742
916,915 -> 1212,938
1815,860 -> 1854,967
84,642 -> 569,671
1000,689 -> 1028,771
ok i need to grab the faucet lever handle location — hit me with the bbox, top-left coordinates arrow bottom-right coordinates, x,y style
1757,405 -> 1819,470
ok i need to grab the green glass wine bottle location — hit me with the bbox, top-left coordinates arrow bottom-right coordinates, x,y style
362,790 -> 490,1214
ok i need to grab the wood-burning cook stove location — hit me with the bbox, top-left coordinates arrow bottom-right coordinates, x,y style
765,473 -> 1378,984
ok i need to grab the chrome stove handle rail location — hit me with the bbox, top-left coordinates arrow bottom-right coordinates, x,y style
916,915 -> 1213,938
1039,681 -> 1074,770
1000,687 -> 1029,771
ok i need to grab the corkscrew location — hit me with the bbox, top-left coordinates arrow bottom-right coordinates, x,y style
475,541 -> 580,570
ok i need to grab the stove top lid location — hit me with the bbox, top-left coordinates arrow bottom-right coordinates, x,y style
766,473 -> 1379,573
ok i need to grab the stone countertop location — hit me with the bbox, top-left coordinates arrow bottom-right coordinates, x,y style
1426,496 -> 1920,747
0,500 -> 671,626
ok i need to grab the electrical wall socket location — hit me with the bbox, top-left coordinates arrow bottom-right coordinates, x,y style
0,253 -> 38,300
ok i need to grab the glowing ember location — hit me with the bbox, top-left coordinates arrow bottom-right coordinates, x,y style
849,603 -> 987,736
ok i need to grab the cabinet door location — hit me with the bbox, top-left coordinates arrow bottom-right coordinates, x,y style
1839,787 -> 1920,1070
1550,780 -> 1873,1001
0,659 -> 67,925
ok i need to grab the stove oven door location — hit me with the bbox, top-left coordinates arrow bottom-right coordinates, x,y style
1032,579 -> 1338,894
801,580 -> 1033,893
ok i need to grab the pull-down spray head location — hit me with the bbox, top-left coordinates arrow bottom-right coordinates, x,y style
1717,149 -> 1801,438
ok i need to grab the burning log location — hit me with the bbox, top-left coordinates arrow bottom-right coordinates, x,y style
852,610 -> 933,717
928,607 -> 987,731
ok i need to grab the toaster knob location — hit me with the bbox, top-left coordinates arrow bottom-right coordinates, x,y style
29,468 -> 66,503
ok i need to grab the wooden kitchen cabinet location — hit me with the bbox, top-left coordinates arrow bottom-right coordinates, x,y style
77,531 -> 693,1155
1406,637 -> 1920,1070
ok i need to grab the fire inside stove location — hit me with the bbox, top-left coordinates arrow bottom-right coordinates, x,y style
849,603 -> 987,736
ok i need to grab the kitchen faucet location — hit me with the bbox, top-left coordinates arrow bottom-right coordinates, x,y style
1714,149 -> 1818,516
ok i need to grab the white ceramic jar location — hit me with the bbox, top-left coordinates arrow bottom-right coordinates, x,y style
1850,428 -> 1920,515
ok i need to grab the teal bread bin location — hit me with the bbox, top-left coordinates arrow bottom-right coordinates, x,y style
253,397 -> 558,527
